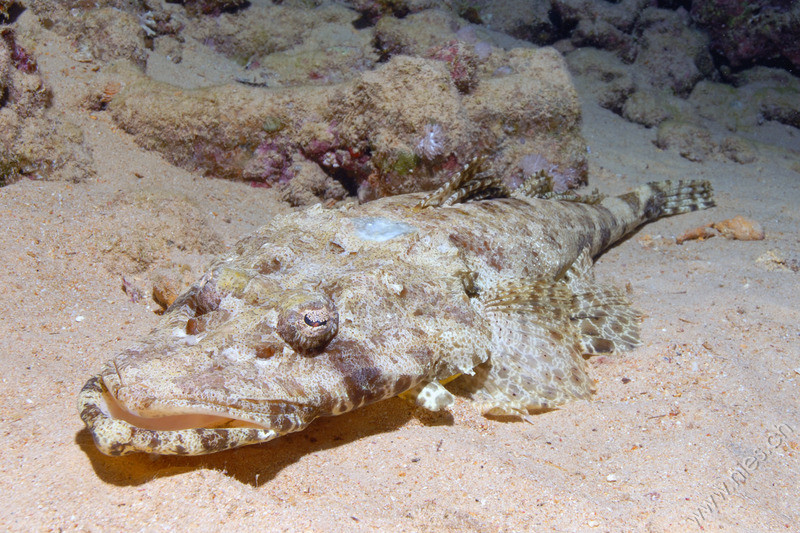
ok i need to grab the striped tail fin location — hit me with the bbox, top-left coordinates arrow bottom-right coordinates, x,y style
626,180 -> 715,221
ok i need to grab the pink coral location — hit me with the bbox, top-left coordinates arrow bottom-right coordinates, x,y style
428,41 -> 478,93
242,141 -> 294,185
519,154 -> 582,193
1,29 -> 36,73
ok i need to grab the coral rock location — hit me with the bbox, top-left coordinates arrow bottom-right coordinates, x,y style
691,0 -> 800,71
654,120 -> 714,163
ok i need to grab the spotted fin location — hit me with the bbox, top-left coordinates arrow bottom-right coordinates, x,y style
454,272 -> 640,416
417,156 -> 509,208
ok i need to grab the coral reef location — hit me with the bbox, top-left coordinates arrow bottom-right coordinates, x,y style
654,121 -> 715,163
28,1 -> 151,68
621,90 -> 671,128
683,67 -> 800,152
280,158 -> 349,207
12,0 -> 798,199
553,0 -> 646,33
324,55 -> 469,199
0,0 -> 22,22
1,26 -> 36,72
181,3 -> 376,87
337,0 -> 433,25
105,42 -> 585,202
374,9 -> 459,57
79,8 -> 149,67
653,119 -> 758,165
558,5 -> 714,98
470,0 -> 558,44
569,17 -> 636,63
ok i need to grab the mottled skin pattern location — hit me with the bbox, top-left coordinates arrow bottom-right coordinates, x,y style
79,160 -> 713,455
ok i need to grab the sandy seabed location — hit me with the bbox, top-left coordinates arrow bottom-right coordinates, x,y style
2,16 -> 800,533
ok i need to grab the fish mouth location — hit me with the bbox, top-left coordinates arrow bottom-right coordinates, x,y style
78,376 -> 290,456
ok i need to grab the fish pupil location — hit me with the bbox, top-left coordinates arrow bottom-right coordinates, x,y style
304,314 -> 327,327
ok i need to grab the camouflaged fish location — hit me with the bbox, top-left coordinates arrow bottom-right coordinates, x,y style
78,158 -> 713,455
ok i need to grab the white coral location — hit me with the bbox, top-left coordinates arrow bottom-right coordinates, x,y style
139,11 -> 157,37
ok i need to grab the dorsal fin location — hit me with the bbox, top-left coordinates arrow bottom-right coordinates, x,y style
513,169 -> 605,204
417,156 -> 509,209
512,169 -> 553,199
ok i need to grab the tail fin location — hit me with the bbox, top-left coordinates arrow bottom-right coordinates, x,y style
589,179 -> 714,256
651,180 -> 714,217
629,180 -> 715,221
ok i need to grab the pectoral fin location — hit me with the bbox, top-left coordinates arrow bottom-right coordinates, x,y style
571,285 -> 640,354
564,248 -> 641,354
456,271 -> 640,416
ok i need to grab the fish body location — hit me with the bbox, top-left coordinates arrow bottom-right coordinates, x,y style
79,160 -> 713,455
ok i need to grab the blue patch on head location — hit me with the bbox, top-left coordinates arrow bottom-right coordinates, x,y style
351,217 -> 417,242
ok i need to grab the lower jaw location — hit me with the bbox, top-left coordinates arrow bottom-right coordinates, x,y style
77,375 -> 279,456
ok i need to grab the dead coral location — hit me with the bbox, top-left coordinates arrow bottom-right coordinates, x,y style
280,157 -> 348,207
654,120 -> 714,163
374,9 -> 459,57
79,8 -> 149,68
712,216 -> 765,241
327,55 -> 468,200
0,29 -> 93,185
107,45 -> 585,202
676,216 -> 765,244
181,0 -> 248,17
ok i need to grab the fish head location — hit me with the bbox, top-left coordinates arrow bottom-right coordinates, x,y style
79,208 -> 476,455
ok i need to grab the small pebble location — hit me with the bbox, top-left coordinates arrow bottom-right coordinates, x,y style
75,315 -> 84,322
606,473 -> 618,482
152,276 -> 180,309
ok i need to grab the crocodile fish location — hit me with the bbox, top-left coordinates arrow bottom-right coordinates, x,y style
78,158 -> 713,455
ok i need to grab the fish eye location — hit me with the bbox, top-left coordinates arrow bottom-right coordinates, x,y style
277,293 -> 338,354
